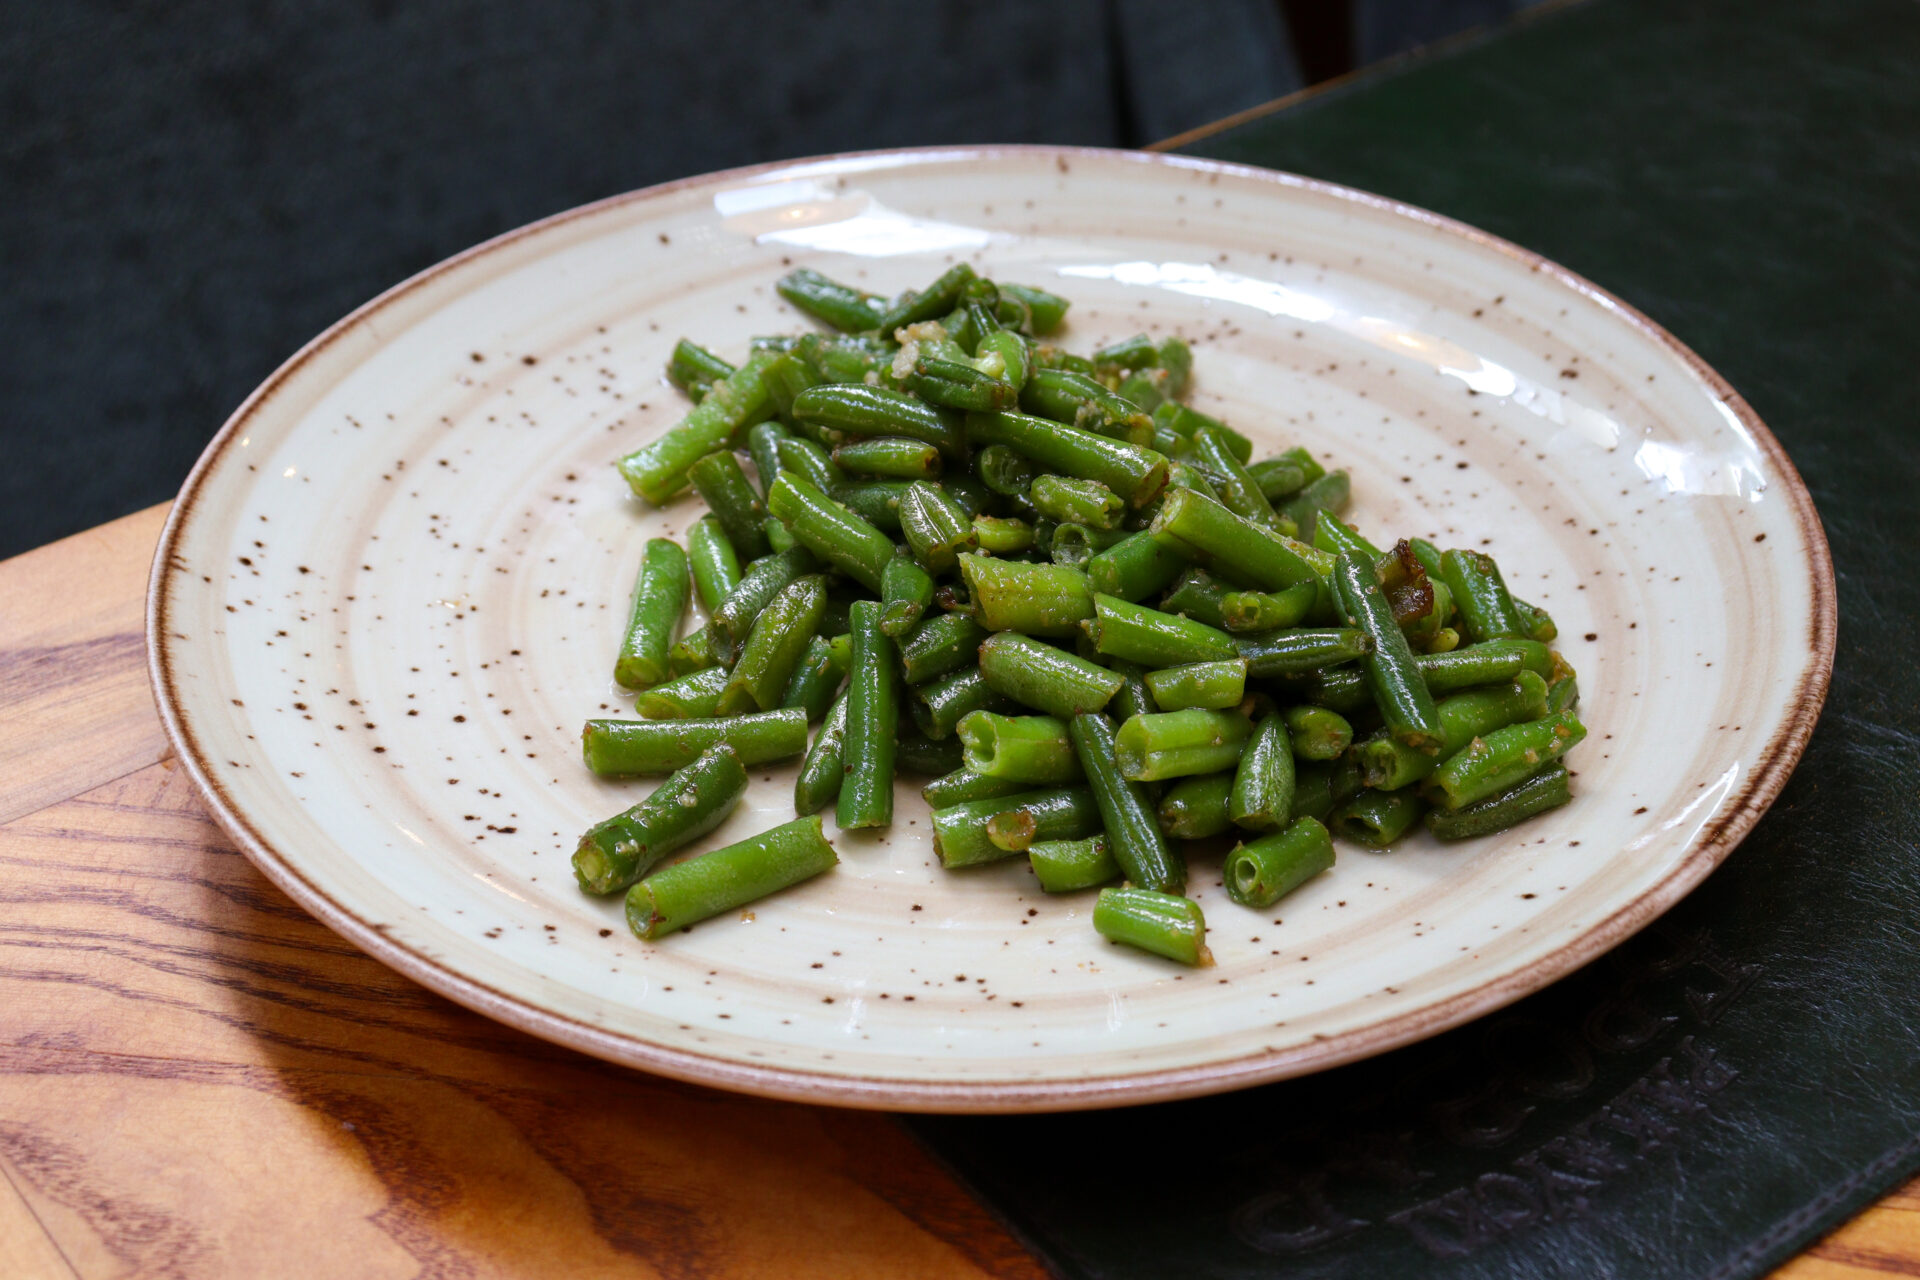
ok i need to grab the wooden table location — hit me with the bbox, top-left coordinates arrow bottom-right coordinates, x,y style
0,504 -> 1910,1277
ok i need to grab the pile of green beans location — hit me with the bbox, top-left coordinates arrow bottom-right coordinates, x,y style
577,266 -> 1588,963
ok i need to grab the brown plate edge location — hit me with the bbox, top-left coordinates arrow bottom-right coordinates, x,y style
145,144 -> 1839,1114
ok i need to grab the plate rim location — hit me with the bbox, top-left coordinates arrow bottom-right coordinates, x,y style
145,143 -> 1838,1113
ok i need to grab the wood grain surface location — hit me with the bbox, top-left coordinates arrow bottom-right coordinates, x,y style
0,504 -> 1909,1279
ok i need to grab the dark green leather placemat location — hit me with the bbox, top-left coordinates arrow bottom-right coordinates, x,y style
909,0 -> 1920,1275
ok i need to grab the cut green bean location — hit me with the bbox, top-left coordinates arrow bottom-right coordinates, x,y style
904,355 -> 1019,413
837,601 -> 898,829
582,709 -> 809,776
1115,709 -> 1253,782
922,767 -> 1030,808
615,539 -> 690,689
1333,551 -> 1443,751
667,621 -> 726,678
1224,818 -> 1334,909
1093,887 -> 1210,966
688,449 -> 771,562
960,556 -> 1094,637
932,788 -> 1099,868
625,814 -> 838,940
833,436 -> 943,480
618,351 -> 776,505
973,514 -> 1035,554
873,263 -> 977,335
1158,772 -> 1236,840
1144,659 -> 1248,711
712,546 -> 816,652
957,712 -> 1083,785
1356,670 -> 1550,790
1233,626 -> 1373,677
1021,368 -> 1154,446
774,433 -> 844,492
1085,593 -> 1239,666
765,473 -> 895,592
1439,548 -> 1528,643
1030,474 -> 1123,530
1220,582 -> 1317,633
1426,761 -> 1572,839
998,282 -> 1069,334
792,383 -> 967,460
780,633 -> 851,721
1071,714 -> 1184,893
893,480 -> 977,574
975,329 -> 1031,393
575,745 -> 750,895
1278,470 -> 1350,540
1029,836 -> 1119,894
1513,597 -> 1560,643
966,410 -> 1168,508
1330,788 -> 1429,847
829,480 -> 908,535
1087,530 -> 1190,602
667,339 -> 735,400
977,443 -> 1041,495
636,665 -> 732,720
1282,705 -> 1353,760
1160,567 -> 1232,628
777,267 -> 887,332
985,787 -> 1104,853
1423,709 -> 1587,811
881,557 -> 935,639
1230,713 -> 1295,830
1151,488 -> 1323,592
720,575 -> 826,715
1151,403 -> 1254,463
977,632 -> 1123,717
912,667 -> 1019,740
1188,425 -> 1281,529
1048,523 -> 1128,567
898,613 -> 989,685
686,515 -> 743,614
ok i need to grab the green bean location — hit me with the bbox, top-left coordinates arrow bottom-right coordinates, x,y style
688,450 -> 771,562
667,621 -> 726,678
1423,709 -> 1587,811
1030,474 -> 1124,530
1188,425 -> 1281,529
1049,523 -> 1129,567
718,575 -> 826,715
1356,670 -> 1549,789
747,422 -> 791,499
1278,470 -> 1351,540
1426,761 -> 1571,839
636,666 -> 732,720
1158,772 -> 1236,839
998,282 -> 1070,334
833,436 -> 943,480
1439,549 -> 1526,643
1157,336 -> 1192,397
873,263 -> 978,335
1093,333 -> 1158,370
837,601 -> 898,829
1151,488 -> 1323,592
975,329 -> 1031,394
1093,887 -> 1210,966
904,355 -> 1019,413
896,727 -> 965,777
957,712 -> 1083,785
1084,593 -> 1239,667
1144,659 -> 1247,711
1330,788 -> 1428,847
791,690 -> 852,809
973,514 -> 1035,554
912,667 -> 1019,740
1233,626 -> 1373,677
966,410 -> 1168,508
1332,551 -> 1443,751
1115,708 -> 1253,782
922,767 -> 1030,808
977,443 -> 1040,495
799,332 -> 895,385
1160,567 -> 1232,628
615,539 -> 690,689
1020,369 -> 1154,446
774,433 -> 844,492
896,480 -> 978,574
960,556 -> 1094,637
1106,661 -> 1156,723
1546,668 -> 1580,714
792,383 -> 967,460
830,480 -> 908,535
985,787 -> 1104,853
712,546 -> 816,651
618,351 -> 776,505
1312,511 -> 1382,562
777,267 -> 887,332
1028,836 -> 1119,894
1086,530 -> 1190,602
898,613 -> 988,685
1513,597 -> 1560,643
685,515 -> 743,615
574,745 -> 750,895
778,633 -> 850,722
1247,456 -> 1311,501
1071,714 -> 1184,894
1151,403 -> 1254,463
932,788 -> 1099,868
1230,713 -> 1295,830
977,632 -> 1122,717
1224,818 -> 1334,909
666,339 -> 735,400
765,473 -> 894,592
881,557 -> 935,639
625,814 -> 838,940
761,351 -> 825,425
582,709 -> 809,776
1282,705 -> 1353,760
1220,582 -> 1317,633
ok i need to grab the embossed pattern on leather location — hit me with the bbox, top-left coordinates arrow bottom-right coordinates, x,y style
907,0 -> 1920,1275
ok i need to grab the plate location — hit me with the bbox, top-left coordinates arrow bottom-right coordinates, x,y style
148,146 -> 1834,1112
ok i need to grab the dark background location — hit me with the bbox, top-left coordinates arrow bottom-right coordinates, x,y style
1,0 -> 1548,559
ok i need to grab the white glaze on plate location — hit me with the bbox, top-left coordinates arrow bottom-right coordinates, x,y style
149,147 -> 1834,1111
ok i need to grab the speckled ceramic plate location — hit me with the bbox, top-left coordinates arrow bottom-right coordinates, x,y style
148,147 -> 1834,1112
